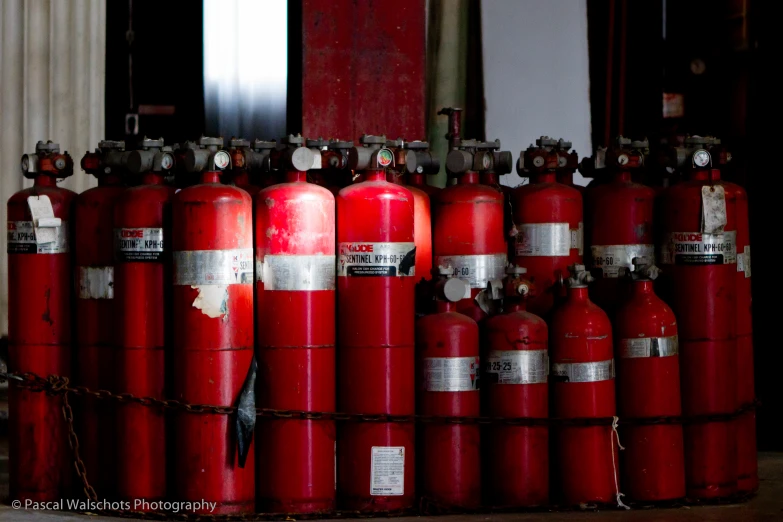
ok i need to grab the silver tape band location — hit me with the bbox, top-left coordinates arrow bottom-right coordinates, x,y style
434,253 -> 507,293
619,336 -> 678,358
485,349 -> 548,384
591,244 -> 655,278
515,222 -> 571,257
421,356 -> 480,392
174,248 -> 254,285
258,254 -> 336,291
78,266 -> 114,299
551,359 -> 614,383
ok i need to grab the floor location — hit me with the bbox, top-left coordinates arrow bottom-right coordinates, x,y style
0,450 -> 781,521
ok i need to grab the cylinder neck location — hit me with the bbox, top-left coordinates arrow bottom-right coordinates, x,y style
286,170 -> 308,183
568,286 -> 589,300
481,171 -> 499,185
388,171 -> 405,185
436,300 -> 456,313
141,172 -> 164,186
33,175 -> 57,187
633,280 -> 655,294
232,171 -> 251,187
688,168 -> 721,182
458,171 -> 479,185
557,171 -> 574,186
364,170 -> 386,182
506,301 -> 525,313
614,170 -> 632,182
535,171 -> 556,183
409,172 -> 425,187
98,174 -> 123,187
202,171 -> 222,183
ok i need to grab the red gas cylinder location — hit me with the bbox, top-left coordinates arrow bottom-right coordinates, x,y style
482,266 -> 549,507
658,139 -> 738,499
255,138 -> 336,513
555,138 -> 584,195
550,265 -> 618,506
513,137 -> 583,318
7,141 -> 75,502
435,139 -> 510,323
405,140 -> 441,197
77,140 -> 129,497
172,136 -> 255,514
113,138 -> 175,506
226,137 -> 265,195
614,257 -> 685,502
707,137 -> 757,493
416,268 -> 480,509
337,138 -> 416,511
585,137 -> 655,315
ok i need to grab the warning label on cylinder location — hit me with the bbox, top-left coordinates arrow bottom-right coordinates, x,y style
737,245 -> 751,278
114,228 -> 165,262
485,350 -> 548,384
258,254 -> 336,290
337,242 -> 416,277
659,231 -> 736,265
551,360 -> 614,383
591,244 -> 655,278
619,336 -> 678,358
370,447 -> 405,496
421,356 -> 480,392
173,249 -> 253,285
7,220 -> 69,254
515,223 -> 571,257
434,254 -> 507,294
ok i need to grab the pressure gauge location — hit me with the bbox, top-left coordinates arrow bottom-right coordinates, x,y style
21,155 -> 30,172
482,154 -> 492,170
617,154 -> 629,166
533,156 -> 545,167
214,150 -> 231,170
54,157 -> 67,170
377,148 -> 394,168
693,149 -> 710,168
160,153 -> 174,171
558,156 -> 568,167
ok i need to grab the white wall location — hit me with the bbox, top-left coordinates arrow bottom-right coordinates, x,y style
481,0 -> 592,187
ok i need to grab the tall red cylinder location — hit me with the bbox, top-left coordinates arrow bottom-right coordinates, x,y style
336,157 -> 416,511
255,165 -> 337,513
513,142 -> 583,318
416,273 -> 480,509
658,150 -> 738,499
7,142 -> 75,502
113,162 -> 175,505
482,268 -> 549,507
434,171 -> 507,323
550,269 -> 618,506
172,144 -> 255,514
76,141 -> 128,498
614,261 -> 685,501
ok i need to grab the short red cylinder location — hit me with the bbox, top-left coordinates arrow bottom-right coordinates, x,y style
512,173 -> 583,318
658,168 -> 738,499
615,278 -> 685,501
416,299 -> 481,509
481,300 -> 549,507
255,170 -> 337,513
75,175 -> 126,498
336,169 -> 416,511
113,172 -> 175,505
433,172 -> 507,323
7,174 -> 75,502
550,285 -> 618,506
172,171 -> 255,514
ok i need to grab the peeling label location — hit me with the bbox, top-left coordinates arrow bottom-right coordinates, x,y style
485,350 -> 548,384
702,185 -> 727,234
619,336 -> 678,358
434,253 -> 506,296
78,266 -> 114,299
551,360 -> 614,383
191,285 -> 229,318
115,228 -> 165,262
515,223 -> 571,256
173,249 -> 254,285
370,447 -> 405,496
421,356 -> 480,392
27,195 -> 61,245
659,231 -> 736,265
7,220 -> 69,254
258,254 -> 336,290
591,244 -> 655,278
737,245 -> 751,278
337,242 -> 416,277
571,222 -> 584,255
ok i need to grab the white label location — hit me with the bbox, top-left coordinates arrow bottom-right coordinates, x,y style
485,350 -> 548,384
591,244 -> 655,278
421,356 -> 480,392
737,245 -> 751,278
571,222 -> 584,255
78,266 -> 114,299
619,336 -> 679,358
702,185 -> 727,234
27,195 -> 60,245
515,223 -> 570,256
7,220 -> 69,254
434,254 -> 507,295
659,231 -> 737,265
370,447 -> 405,496
173,249 -> 254,285
115,228 -> 165,262
338,242 -> 416,277
258,254 -> 336,290
551,360 -> 614,383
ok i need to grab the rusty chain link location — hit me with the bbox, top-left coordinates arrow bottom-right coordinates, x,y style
1,371 -> 759,521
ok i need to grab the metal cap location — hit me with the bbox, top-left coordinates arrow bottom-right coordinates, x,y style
536,136 -> 557,148
230,137 -> 251,148
443,278 -> 468,303
98,140 -> 126,150
405,140 -> 429,150
140,137 -> 165,149
631,257 -> 661,280
556,139 -> 573,150
252,139 -> 277,150
306,137 -> 329,148
198,136 -> 224,147
35,140 -> 61,154
328,140 -> 354,150
567,264 -> 594,288
290,147 -> 315,172
360,134 -> 387,146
